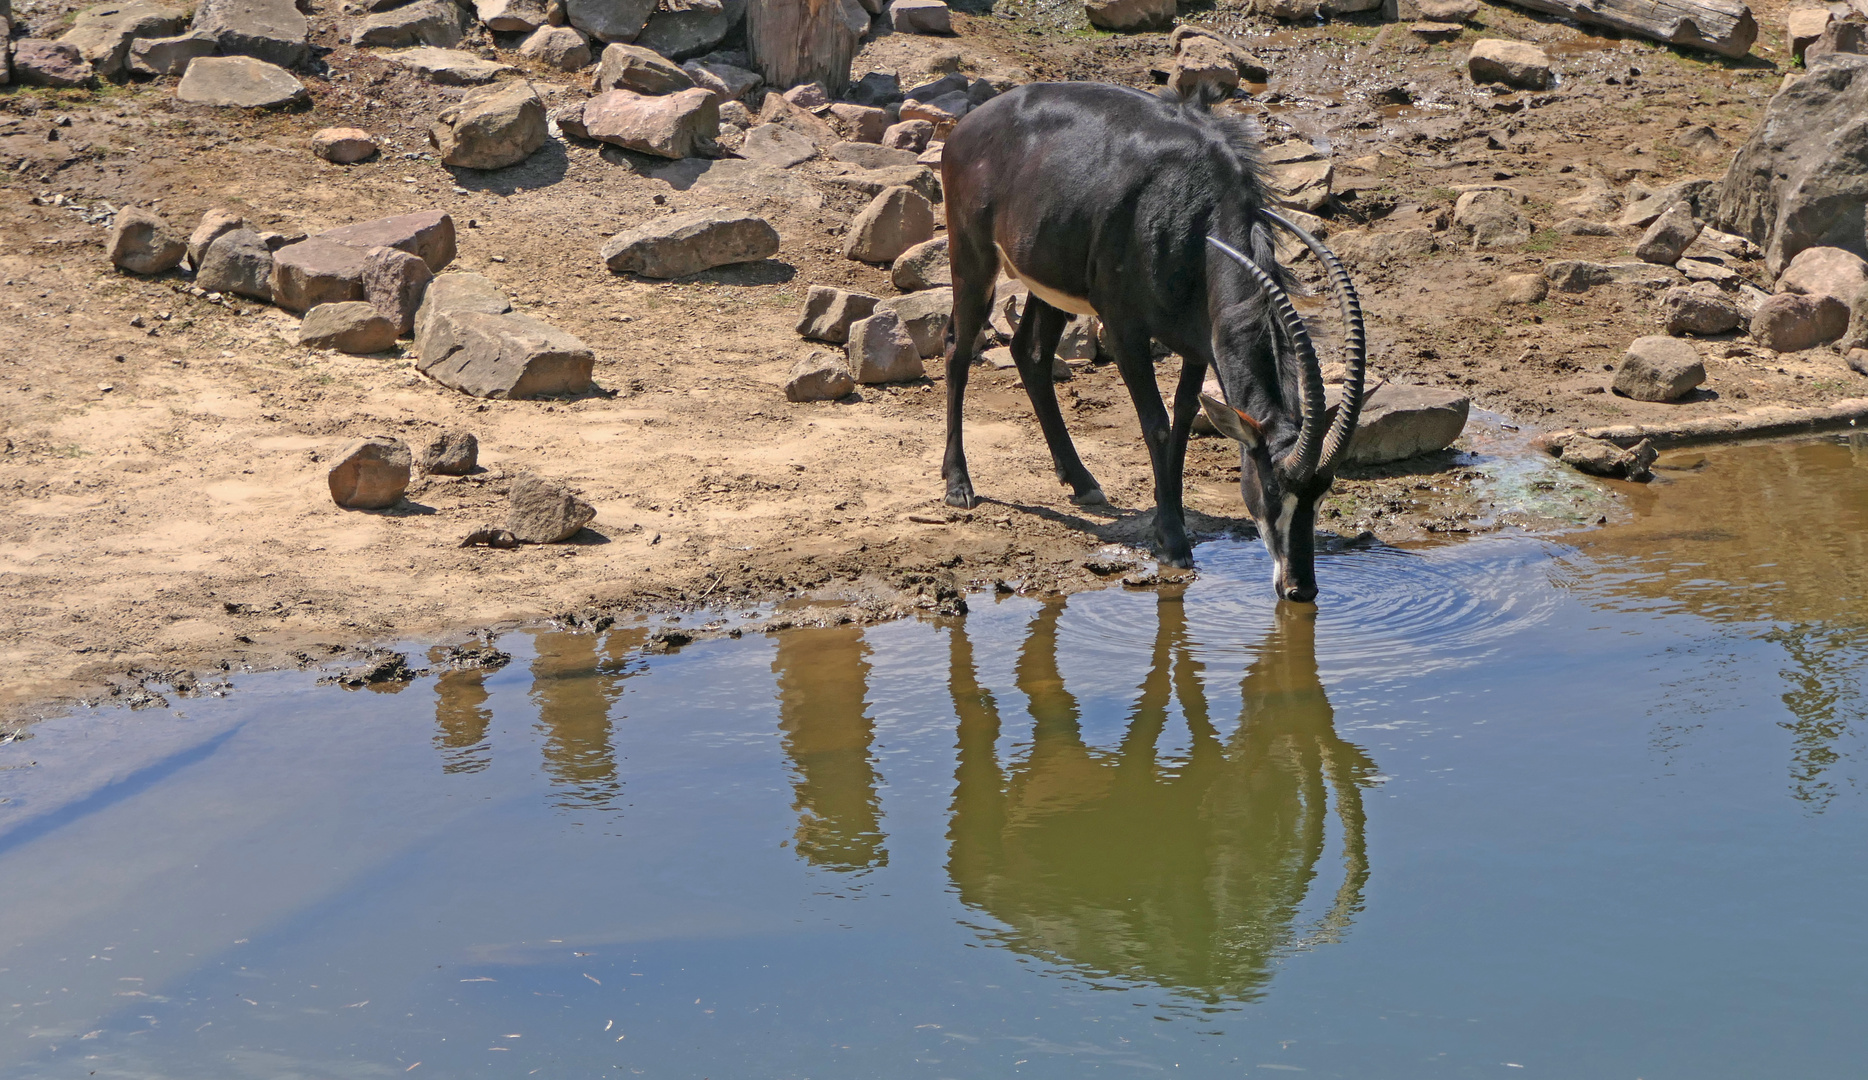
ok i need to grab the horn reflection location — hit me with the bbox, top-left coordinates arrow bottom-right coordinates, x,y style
946,594 -> 1374,1002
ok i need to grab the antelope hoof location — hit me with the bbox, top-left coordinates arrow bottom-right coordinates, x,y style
1070,486 -> 1107,506
945,481 -> 979,510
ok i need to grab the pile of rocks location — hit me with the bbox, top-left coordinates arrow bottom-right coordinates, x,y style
7,0 -> 312,94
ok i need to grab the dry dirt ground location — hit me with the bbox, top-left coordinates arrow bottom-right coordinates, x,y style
1,0 -> 1856,723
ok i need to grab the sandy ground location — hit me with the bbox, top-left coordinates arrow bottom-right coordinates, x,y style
2,0 -> 1859,723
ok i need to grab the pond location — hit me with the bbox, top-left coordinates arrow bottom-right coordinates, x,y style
4,437 -> 1868,1079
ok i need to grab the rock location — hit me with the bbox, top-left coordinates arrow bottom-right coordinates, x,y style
891,235 -> 949,291
844,185 -> 935,263
1714,55 -> 1868,275
476,0 -> 551,31
1554,181 -> 1620,219
846,308 -> 925,383
1776,245 -> 1868,308
127,32 -> 217,76
1084,0 -> 1173,31
882,118 -> 933,152
683,60 -> 760,101
1557,217 -> 1620,237
352,0 -> 466,48
755,93 -> 835,146
518,24 -> 590,69
783,81 -> 831,109
415,271 -> 512,340
1789,6 -> 1833,62
175,56 -> 308,108
320,211 -> 457,272
1544,260 -> 1683,293
363,246 -> 433,335
1058,314 -> 1099,361
506,473 -> 596,542
899,91 -> 970,128
875,287 -> 950,357
830,140 -> 918,169
1632,201 -> 1702,266
1687,226 -> 1761,261
12,40 -> 96,87
1678,258 -> 1738,284
1561,435 -> 1657,480
796,286 -> 880,343
1851,347 -> 1868,375
1617,178 -> 1712,229
889,0 -> 950,33
109,207 -> 186,275
186,207 -> 244,269
384,46 -> 515,84
1454,188 -> 1532,248
565,0 -> 656,41
989,278 -> 1026,340
270,238 -> 368,312
580,87 -> 719,158
1167,31 -> 1240,99
786,351 -> 857,401
633,0 -> 744,59
1385,0 -> 1477,17
592,41 -> 691,93
1751,292 -> 1849,351
1267,153 -> 1333,213
718,100 -> 752,127
1498,272 -> 1547,304
195,228 -> 274,299
1466,38 -> 1550,90
740,123 -> 816,167
601,209 -> 779,278
59,1 -> 182,79
1332,382 -> 1469,464
419,311 -> 596,398
1670,124 -> 1726,163
299,301 -> 400,353
1613,336 -> 1705,400
422,431 -> 478,474
430,79 -> 547,170
1661,283 -> 1742,336
828,103 -> 890,142
328,437 -> 411,509
313,127 -> 377,164
1806,16 -> 1868,64
186,0 -> 308,68
845,70 -> 902,108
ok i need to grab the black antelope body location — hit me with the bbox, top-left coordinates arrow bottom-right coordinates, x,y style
938,82 -> 1369,602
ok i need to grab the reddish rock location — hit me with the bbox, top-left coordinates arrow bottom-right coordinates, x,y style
313,127 -> 378,164
580,87 -> 720,159
363,246 -> 434,336
328,437 -> 412,509
270,238 -> 368,312
319,209 -> 457,272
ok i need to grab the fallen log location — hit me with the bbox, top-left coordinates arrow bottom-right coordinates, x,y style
1500,0 -> 1757,59
1537,397 -> 1868,451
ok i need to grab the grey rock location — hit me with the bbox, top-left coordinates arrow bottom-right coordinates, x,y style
506,472 -> 596,542
796,286 -> 880,344
844,184 -> 935,263
270,238 -> 368,312
785,351 -> 857,401
1776,245 -> 1868,307
430,79 -> 547,170
312,126 -> 378,163
1466,38 -> 1550,90
633,0 -> 744,59
299,301 -> 401,353
59,1 -> 182,78
422,431 -> 479,474
1614,336 -> 1705,400
328,437 -> 412,509
414,271 -> 512,340
12,39 -> 96,87
888,0 -> 949,33
846,308 -> 925,383
195,228 -> 274,300
1561,435 -> 1657,480
890,235 -> 949,290
187,0 -> 308,68
830,140 -> 918,169
418,311 -> 596,398
1679,258 -> 1738,284
320,210 -> 457,272
1660,283 -> 1742,336
1083,0 -> 1173,31
682,59 -> 760,101
1805,15 -> 1868,64
881,118 -> 933,152
517,24 -> 589,69
352,0 -> 466,48
363,246 -> 433,336
1335,382 -> 1469,465
827,104 -> 890,143
875,287 -> 950,357
601,209 -> 779,278
1556,217 -> 1620,237
1058,314 -> 1098,361
175,56 -> 308,108
845,70 -> 902,108
565,0 -> 655,42
989,277 -> 1026,340
475,0 -> 551,31
1498,273 -> 1548,304
1751,291 -> 1850,351
1617,178 -> 1712,229
592,41 -> 691,93
1545,260 -> 1684,293
384,46 -> 515,84
109,207 -> 185,275
579,87 -> 719,158
1454,188 -> 1532,248
1634,202 -> 1702,265
740,123 -> 816,167
186,207 -> 243,269
127,32 -> 217,76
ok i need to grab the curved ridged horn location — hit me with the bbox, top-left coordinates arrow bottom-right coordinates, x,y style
1261,209 -> 1368,475
1207,235 -> 1326,481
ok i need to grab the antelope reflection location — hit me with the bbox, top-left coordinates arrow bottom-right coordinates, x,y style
946,594 -> 1375,1002
773,627 -> 888,872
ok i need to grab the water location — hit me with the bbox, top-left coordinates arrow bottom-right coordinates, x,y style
5,437 -> 1868,1079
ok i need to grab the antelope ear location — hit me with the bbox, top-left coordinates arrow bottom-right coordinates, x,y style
1200,393 -> 1262,450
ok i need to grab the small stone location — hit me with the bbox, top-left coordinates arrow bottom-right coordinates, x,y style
891,235 -> 950,291
1083,0 -> 1173,31
270,238 -> 369,312
1615,336 -> 1706,400
384,46 -> 516,85
175,56 -> 308,108
476,0 -> 552,30
328,437 -> 412,509
1498,272 -> 1547,304
12,40 -> 96,88
579,87 -> 720,158
874,287 -> 950,357
1634,202 -> 1702,265
739,123 -> 817,167
844,185 -> 935,264
783,81 -> 831,109
1466,38 -> 1551,91
1544,260 -> 1684,293
1751,292 -> 1850,352
506,472 -> 596,542
846,71 -> 902,108
827,103 -> 890,143
109,207 -> 186,275
1614,178 -> 1711,230
846,308 -> 925,383
899,91 -> 970,128
430,79 -> 547,170
1849,348 -> 1868,376
195,228 -> 275,300
1678,258 -> 1738,283
185,207 -> 244,269
422,431 -> 479,474
796,286 -> 880,344
786,352 -> 857,401
313,127 -> 378,164
1805,15 -> 1868,64
299,301 -> 401,353
362,246 -> 433,336
601,209 -> 780,278
881,119 -> 933,152
418,311 -> 596,398
888,0 -> 951,33
592,41 -> 692,94
1561,435 -> 1657,480
517,24 -> 589,70
1660,283 -> 1742,336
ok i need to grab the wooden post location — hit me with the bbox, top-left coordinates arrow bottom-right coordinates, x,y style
747,0 -> 867,95
1498,0 -> 1757,59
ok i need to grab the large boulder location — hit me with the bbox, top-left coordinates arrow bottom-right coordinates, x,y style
844,185 -> 935,263
592,41 -> 692,94
1614,336 -> 1705,400
683,60 -> 761,101
1466,39 -> 1551,90
1789,6 -> 1833,63
299,301 -> 401,354
506,473 -> 596,543
633,0 -> 745,59
1660,283 -> 1742,336
1634,202 -> 1703,265
12,40 -> 98,87
351,0 -> 466,48
418,311 -> 596,398
195,228 -> 275,299
1337,382 -> 1468,465
415,271 -> 513,339
175,56 -> 308,108
1776,245 -> 1868,307
1714,54 -> 1868,275
575,87 -> 719,158
430,80 -> 547,170
828,104 -> 890,143
846,308 -> 925,383
891,235 -> 950,290
328,437 -> 411,509
59,1 -> 183,78
875,287 -> 951,357
601,209 -> 780,278
186,0 -> 309,68
1750,291 -> 1849,351
1084,0 -> 1173,30
320,210 -> 456,272
270,238 -> 368,312
108,207 -> 186,274
1806,16 -> 1868,64
565,0 -> 656,42
796,286 -> 880,343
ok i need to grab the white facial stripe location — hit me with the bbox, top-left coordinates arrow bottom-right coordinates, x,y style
1276,494 -> 1298,541
995,242 -> 1099,316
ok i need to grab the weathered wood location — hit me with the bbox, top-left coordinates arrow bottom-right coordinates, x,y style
747,0 -> 867,95
1500,0 -> 1757,58
1540,397 -> 1868,450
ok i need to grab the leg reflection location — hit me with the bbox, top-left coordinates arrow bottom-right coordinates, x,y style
529,629 -> 642,810
774,626 -> 888,872
433,668 -> 493,774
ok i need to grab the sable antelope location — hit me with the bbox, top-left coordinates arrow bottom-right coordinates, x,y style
939,82 -> 1368,602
